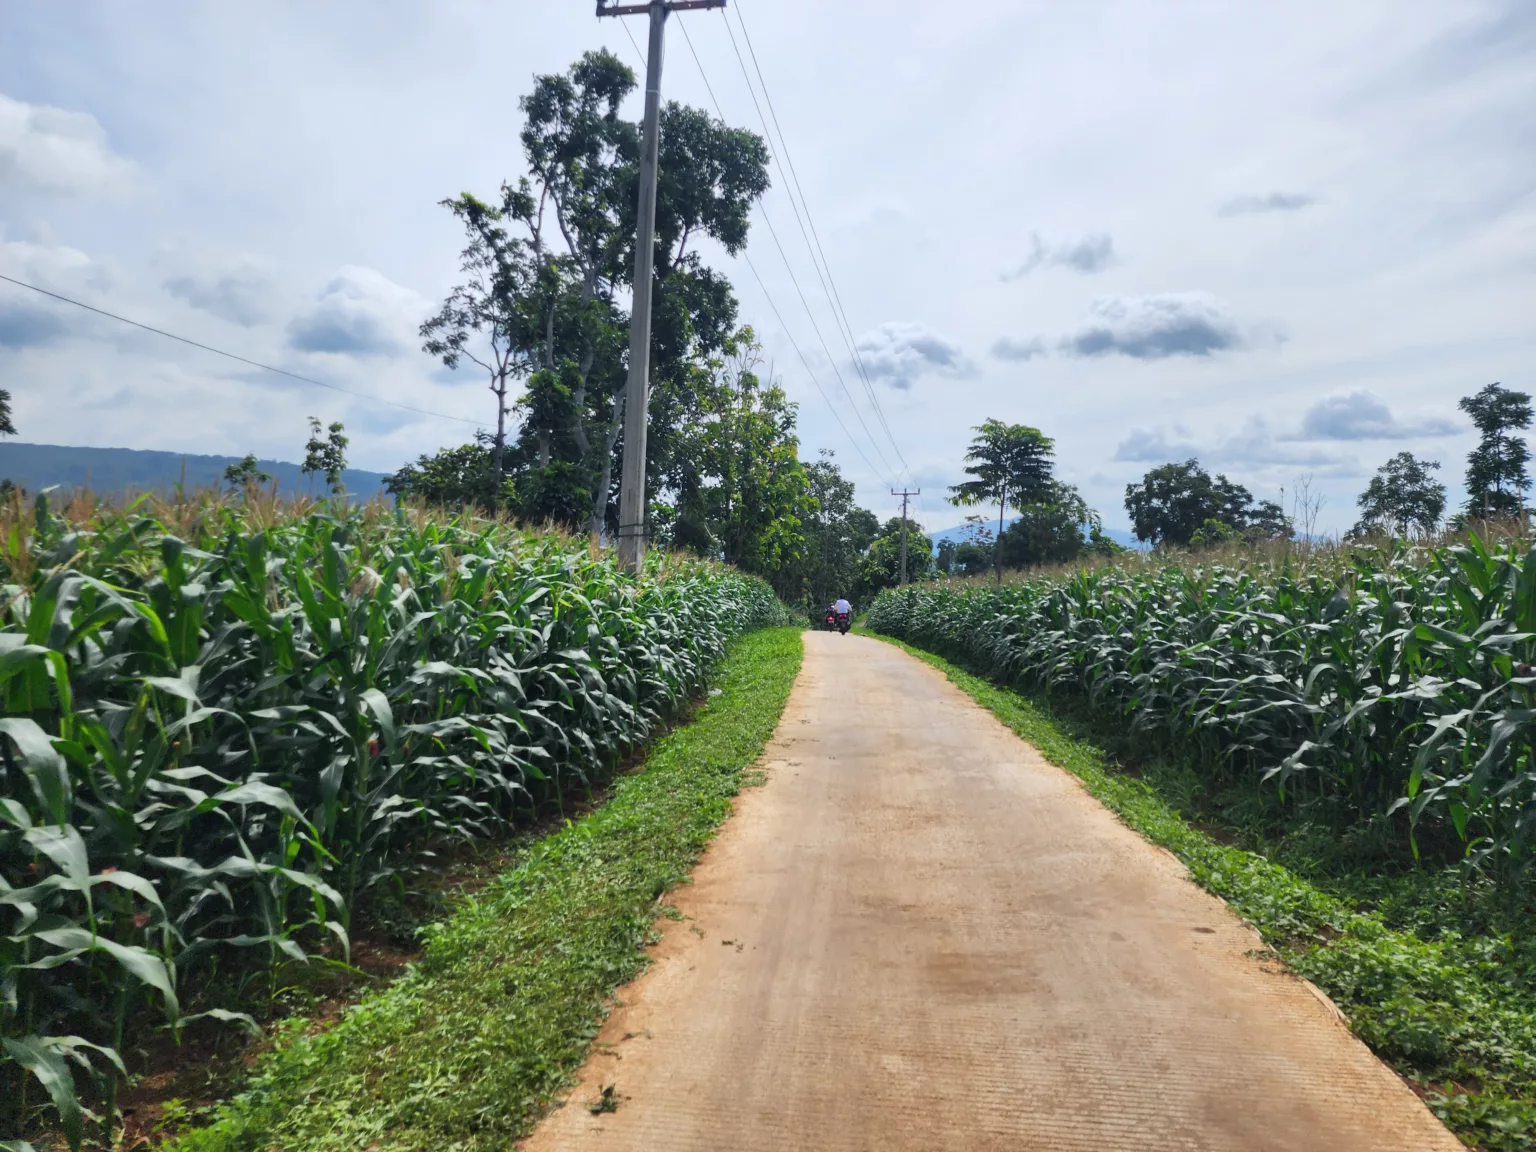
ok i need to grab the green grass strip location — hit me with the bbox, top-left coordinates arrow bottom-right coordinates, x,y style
868,630 -> 1536,1152
171,626 -> 804,1152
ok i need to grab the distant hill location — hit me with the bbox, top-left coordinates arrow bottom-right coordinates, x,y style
0,442 -> 392,500
927,518 -> 1146,553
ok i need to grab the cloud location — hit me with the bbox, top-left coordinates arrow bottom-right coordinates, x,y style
0,234 -> 103,346
1284,390 -> 1460,440
287,266 -> 428,357
165,261 -> 277,327
1115,416 -> 1360,474
0,93 -> 134,195
853,321 -> 973,390
1060,292 -> 1247,359
1218,192 -> 1317,217
1002,232 -> 1116,279
990,336 -> 1048,362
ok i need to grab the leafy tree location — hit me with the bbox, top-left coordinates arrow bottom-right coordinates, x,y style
948,419 -> 1055,585
1459,382 -> 1532,519
996,481 -> 1102,568
387,435 -> 506,509
302,418 -> 349,495
1352,452 -> 1446,538
665,333 -> 812,587
223,454 -> 272,491
0,388 -> 14,437
1125,459 -> 1288,546
422,52 -> 769,537
858,517 -> 935,601
793,449 -> 879,608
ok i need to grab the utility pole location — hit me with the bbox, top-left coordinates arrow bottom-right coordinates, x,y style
599,0 -> 726,571
892,488 -> 920,587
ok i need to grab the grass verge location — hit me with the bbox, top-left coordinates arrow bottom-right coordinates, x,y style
167,625 -> 804,1152
868,629 -> 1536,1152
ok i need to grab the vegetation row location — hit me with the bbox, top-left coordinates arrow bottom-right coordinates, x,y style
0,492 -> 790,1149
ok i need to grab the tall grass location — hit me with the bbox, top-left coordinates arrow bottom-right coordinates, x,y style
868,532 -> 1536,878
1,488 -> 791,1150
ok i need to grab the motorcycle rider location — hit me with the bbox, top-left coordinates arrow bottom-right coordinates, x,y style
833,597 -> 852,633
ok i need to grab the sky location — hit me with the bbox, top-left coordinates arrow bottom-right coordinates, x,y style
1,0 -> 1532,535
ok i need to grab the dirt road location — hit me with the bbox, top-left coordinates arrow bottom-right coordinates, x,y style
523,632 -> 1459,1151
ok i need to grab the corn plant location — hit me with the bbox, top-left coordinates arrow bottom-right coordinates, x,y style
867,535 -> 1536,875
1,491 -> 791,1149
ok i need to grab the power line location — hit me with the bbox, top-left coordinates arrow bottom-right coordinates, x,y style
728,1 -> 913,480
682,21 -> 899,486
624,20 -> 895,487
0,272 -> 483,428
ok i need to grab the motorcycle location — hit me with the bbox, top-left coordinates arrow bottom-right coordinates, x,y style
823,607 -> 837,631
835,611 -> 850,635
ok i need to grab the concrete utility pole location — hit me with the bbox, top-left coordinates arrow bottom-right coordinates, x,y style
599,0 -> 726,571
892,488 -> 921,587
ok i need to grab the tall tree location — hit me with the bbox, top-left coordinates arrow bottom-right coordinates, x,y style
787,449 -> 879,608
996,481 -> 1103,568
420,193 -> 538,498
948,419 -> 1055,586
420,52 -> 769,537
1352,452 -> 1446,538
1459,382 -> 1532,519
302,418 -> 349,495
858,518 -> 936,601
0,388 -> 14,437
1125,459 -> 1287,546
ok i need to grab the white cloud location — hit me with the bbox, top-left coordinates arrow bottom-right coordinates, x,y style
1283,389 -> 1460,440
287,266 -> 429,357
1115,416 -> 1359,473
0,234 -> 105,348
0,93 -> 133,196
854,321 -> 973,390
1059,292 -> 1255,359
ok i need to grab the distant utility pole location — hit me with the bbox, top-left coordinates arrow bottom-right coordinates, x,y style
892,488 -> 921,587
599,0 -> 726,571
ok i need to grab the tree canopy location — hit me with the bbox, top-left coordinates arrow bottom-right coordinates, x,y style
1460,382 -> 1532,519
1352,452 -> 1446,538
1124,459 -> 1288,547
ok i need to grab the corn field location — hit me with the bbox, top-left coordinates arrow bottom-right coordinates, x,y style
867,535 -> 1536,876
0,491 -> 790,1149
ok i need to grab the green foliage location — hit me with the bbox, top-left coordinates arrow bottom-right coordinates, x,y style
997,481 -> 1102,567
301,418 -> 349,494
1353,452 -> 1447,538
0,388 -> 15,438
1124,458 -> 1289,546
1461,382 -> 1532,519
165,626 -> 803,1152
1188,516 -> 1240,548
870,635 -> 1536,1152
0,493 -> 790,1148
385,437 -> 507,510
419,52 -> 771,537
221,454 -> 272,491
789,451 -> 879,609
857,517 -> 934,602
867,535 -> 1536,875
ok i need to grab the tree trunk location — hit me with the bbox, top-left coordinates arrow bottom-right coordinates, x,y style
589,394 -> 625,540
995,484 -> 1006,588
491,373 -> 507,499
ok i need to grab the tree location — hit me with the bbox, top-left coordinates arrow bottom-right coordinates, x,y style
1351,452 -> 1446,538
302,418 -> 349,495
223,454 -> 272,491
948,419 -> 1055,585
858,518 -> 935,601
1124,459 -> 1288,546
386,435 -> 505,509
1459,382 -> 1532,519
996,481 -> 1102,568
0,388 -> 14,437
423,52 -> 770,538
791,450 -> 879,609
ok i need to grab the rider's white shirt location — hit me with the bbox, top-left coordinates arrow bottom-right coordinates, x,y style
834,599 -> 851,614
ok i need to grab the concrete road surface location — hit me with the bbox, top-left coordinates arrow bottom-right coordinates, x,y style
522,631 -> 1459,1151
